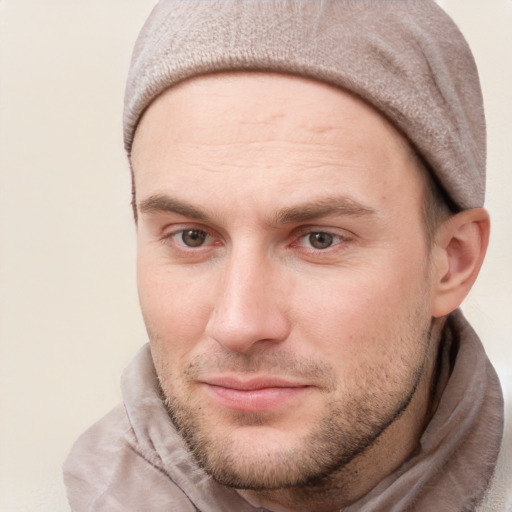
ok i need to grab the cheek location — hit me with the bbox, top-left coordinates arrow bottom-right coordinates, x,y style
290,255 -> 431,369
136,250 -> 215,360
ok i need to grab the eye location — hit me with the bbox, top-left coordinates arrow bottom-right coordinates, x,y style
161,225 -> 222,260
176,229 -> 209,247
298,231 -> 344,250
307,232 -> 335,249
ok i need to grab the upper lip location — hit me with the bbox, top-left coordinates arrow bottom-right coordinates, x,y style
201,376 -> 310,391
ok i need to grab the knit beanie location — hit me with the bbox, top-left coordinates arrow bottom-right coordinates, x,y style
123,0 -> 486,210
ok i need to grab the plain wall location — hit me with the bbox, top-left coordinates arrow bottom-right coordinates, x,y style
0,1 -> 510,510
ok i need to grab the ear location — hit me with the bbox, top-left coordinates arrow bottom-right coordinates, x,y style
431,208 -> 490,318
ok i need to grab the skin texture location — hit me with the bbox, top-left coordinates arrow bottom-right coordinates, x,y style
131,73 -> 489,512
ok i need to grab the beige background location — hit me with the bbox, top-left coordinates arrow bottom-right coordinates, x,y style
0,1 -> 510,510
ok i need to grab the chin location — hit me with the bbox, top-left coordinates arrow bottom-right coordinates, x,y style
163,384 -> 418,491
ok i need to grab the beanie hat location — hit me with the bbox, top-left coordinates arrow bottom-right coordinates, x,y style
123,0 -> 486,210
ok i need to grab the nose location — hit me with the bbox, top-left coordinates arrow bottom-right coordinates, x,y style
205,249 -> 291,353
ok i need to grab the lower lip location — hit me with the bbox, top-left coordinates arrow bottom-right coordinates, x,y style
205,385 -> 309,413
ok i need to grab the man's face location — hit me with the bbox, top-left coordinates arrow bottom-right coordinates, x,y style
132,73 -> 436,490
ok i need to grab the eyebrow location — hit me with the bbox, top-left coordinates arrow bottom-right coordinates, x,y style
273,197 -> 376,224
139,195 -> 209,221
138,193 -> 376,225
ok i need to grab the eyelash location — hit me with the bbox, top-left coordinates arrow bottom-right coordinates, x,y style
163,227 -> 216,249
293,230 -> 347,251
160,225 -> 351,255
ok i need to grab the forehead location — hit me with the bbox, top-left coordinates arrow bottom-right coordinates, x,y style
131,72 -> 425,218
133,71 -> 414,152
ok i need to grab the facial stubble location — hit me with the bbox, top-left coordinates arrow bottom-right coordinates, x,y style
156,323 -> 432,492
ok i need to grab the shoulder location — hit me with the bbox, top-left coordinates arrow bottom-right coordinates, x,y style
63,404 -> 130,493
63,404 -> 197,512
477,384 -> 512,512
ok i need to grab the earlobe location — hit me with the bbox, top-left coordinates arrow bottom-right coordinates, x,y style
431,208 -> 490,318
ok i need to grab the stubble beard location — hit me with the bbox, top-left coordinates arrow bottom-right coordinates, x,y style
156,323 -> 432,492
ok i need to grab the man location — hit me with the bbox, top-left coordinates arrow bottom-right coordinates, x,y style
64,1 -> 509,510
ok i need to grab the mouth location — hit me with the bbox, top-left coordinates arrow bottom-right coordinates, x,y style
200,376 -> 311,413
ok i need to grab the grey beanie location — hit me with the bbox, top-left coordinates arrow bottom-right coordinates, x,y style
123,0 -> 486,210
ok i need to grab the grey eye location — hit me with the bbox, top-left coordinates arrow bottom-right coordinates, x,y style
181,229 -> 207,247
308,232 -> 334,249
